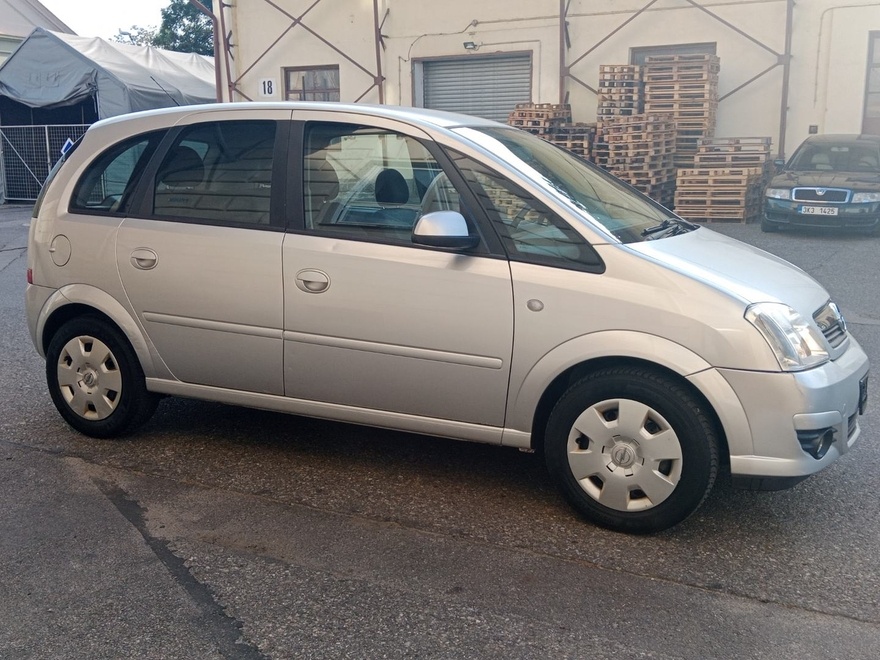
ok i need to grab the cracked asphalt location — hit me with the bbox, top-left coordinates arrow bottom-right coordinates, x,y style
1,203 -> 879,658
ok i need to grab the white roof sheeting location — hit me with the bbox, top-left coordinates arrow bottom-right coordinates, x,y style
0,0 -> 72,38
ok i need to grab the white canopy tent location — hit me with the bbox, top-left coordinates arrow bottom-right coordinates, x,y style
0,27 -> 216,119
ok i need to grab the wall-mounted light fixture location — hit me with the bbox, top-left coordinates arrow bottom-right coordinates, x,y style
463,41 -> 478,51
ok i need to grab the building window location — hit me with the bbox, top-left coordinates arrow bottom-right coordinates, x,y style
284,66 -> 340,102
630,43 -> 716,66
865,32 -> 880,135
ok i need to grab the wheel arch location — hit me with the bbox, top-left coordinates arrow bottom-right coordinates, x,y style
504,331 -> 747,460
38,285 -> 160,378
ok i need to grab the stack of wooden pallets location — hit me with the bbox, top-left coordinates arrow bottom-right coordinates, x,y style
597,65 -> 643,119
546,121 -> 597,158
507,103 -> 571,137
674,137 -> 772,223
643,54 -> 720,168
507,103 -> 596,159
598,114 -> 677,208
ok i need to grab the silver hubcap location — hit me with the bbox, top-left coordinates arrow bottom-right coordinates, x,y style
567,398 -> 683,512
57,336 -> 122,421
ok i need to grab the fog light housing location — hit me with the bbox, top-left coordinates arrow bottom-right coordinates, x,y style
796,427 -> 835,459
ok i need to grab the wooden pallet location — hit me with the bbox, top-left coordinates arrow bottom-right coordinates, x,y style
692,153 -> 770,167
675,189 -> 752,203
674,207 -> 759,223
643,71 -> 719,83
698,136 -> 771,147
599,64 -> 641,76
676,167 -> 764,186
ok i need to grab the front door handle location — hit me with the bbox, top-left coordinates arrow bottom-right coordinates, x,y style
130,248 -> 158,270
295,269 -> 330,293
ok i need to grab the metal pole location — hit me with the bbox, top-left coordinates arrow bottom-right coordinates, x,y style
188,0 -> 223,102
559,0 -> 566,105
778,0 -> 795,158
373,0 -> 385,104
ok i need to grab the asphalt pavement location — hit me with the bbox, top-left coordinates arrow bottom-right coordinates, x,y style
1,203 -> 879,659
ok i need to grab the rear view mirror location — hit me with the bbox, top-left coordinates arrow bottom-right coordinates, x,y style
412,211 -> 479,250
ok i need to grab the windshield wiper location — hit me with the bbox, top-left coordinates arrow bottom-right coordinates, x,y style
641,218 -> 695,239
641,219 -> 674,237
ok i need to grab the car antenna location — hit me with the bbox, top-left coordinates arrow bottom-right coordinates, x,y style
151,76 -> 180,106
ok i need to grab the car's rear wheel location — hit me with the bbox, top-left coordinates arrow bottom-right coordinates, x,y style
46,317 -> 158,438
544,366 -> 719,534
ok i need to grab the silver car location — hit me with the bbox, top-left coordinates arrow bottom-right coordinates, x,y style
26,103 -> 870,533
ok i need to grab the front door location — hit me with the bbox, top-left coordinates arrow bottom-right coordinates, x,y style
282,119 -> 514,427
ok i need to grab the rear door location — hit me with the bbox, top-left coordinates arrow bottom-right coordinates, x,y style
116,110 -> 289,394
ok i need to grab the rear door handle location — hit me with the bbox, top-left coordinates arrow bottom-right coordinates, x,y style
295,269 -> 330,293
130,248 -> 158,270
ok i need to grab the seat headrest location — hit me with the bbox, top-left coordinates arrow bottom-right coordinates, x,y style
375,169 -> 409,205
158,145 -> 204,187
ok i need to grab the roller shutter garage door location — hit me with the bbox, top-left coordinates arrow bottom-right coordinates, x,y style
421,54 -> 532,123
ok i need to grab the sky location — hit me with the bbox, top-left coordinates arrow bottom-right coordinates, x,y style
39,0 -> 169,40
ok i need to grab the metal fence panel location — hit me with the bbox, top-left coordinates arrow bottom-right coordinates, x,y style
0,125 -> 88,201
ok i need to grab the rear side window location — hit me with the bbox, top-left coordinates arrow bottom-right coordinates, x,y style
70,132 -> 163,214
152,120 -> 276,226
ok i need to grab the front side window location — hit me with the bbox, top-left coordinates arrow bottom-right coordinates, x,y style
303,122 -> 469,244
152,120 -> 276,226
455,126 -> 679,243
285,66 -> 340,101
71,131 -> 163,214
447,150 -> 603,271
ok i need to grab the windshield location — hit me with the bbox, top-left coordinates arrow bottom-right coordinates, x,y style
455,126 -> 682,243
788,142 -> 880,173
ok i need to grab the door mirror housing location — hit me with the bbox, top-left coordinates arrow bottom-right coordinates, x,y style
412,211 -> 480,250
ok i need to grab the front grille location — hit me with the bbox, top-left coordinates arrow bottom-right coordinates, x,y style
793,187 -> 850,203
814,302 -> 847,348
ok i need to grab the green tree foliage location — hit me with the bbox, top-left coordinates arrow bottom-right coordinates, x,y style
112,25 -> 158,46
153,0 -> 214,56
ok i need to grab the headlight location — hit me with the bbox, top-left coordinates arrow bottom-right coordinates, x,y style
745,302 -> 829,371
765,188 -> 792,200
852,192 -> 880,203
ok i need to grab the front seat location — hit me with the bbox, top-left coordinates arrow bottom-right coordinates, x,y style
374,168 -> 416,226
157,145 -> 204,190
810,152 -> 833,171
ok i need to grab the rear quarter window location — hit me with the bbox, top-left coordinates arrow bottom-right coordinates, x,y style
70,131 -> 164,215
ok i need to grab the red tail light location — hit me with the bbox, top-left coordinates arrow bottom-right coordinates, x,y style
26,268 -> 33,285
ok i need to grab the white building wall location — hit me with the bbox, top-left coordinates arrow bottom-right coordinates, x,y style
223,0 -> 880,156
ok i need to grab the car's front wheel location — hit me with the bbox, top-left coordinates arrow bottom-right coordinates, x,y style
544,366 -> 719,534
46,317 -> 158,438
761,216 -> 781,232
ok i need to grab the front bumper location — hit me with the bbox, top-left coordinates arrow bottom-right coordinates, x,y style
719,336 -> 869,487
764,198 -> 880,229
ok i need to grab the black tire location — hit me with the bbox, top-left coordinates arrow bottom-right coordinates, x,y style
544,366 -> 719,534
46,317 -> 159,438
761,217 -> 781,232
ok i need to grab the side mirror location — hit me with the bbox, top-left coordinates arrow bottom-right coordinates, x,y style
773,158 -> 786,171
412,211 -> 479,250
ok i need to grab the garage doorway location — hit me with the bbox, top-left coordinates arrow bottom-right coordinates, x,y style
414,53 -> 532,123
